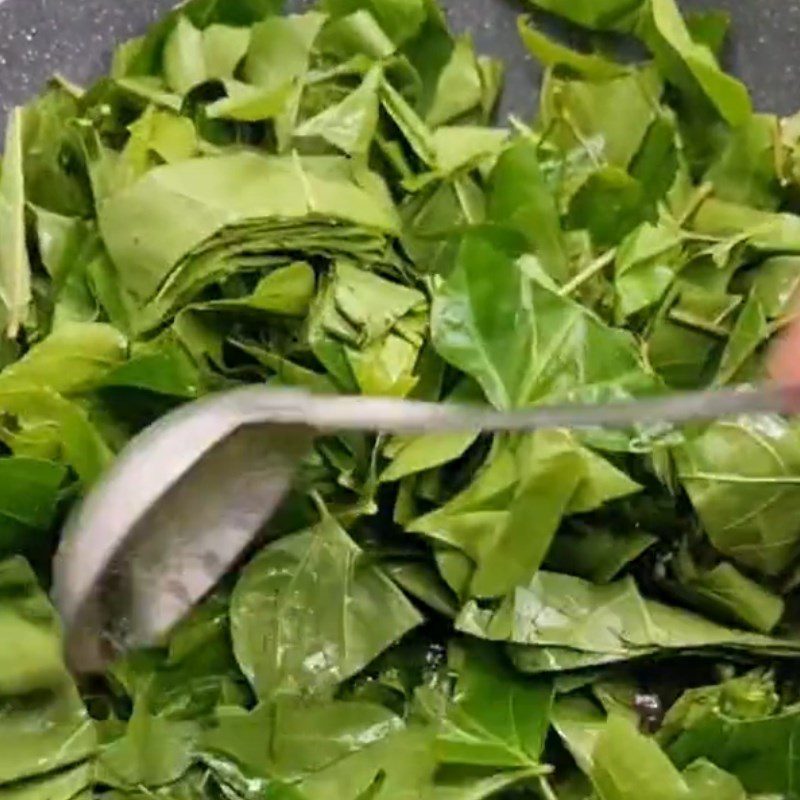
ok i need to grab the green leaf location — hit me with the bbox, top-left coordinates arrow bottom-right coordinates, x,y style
245,12 -> 326,90
380,78 -> 438,166
675,416 -> 800,576
0,558 -> 66,695
429,126 -> 508,178
518,17 -> 628,80
431,230 -> 649,410
296,65 -> 381,155
636,0 -> 752,127
0,762 -> 93,800
98,152 -> 399,319
96,701 -> 198,789
308,260 -> 426,396
614,220 -> 683,321
163,16 -> 207,95
591,715 -> 693,800
243,11 -> 325,145
488,140 -> 569,282
428,767 -> 544,800
21,88 -> 91,218
523,0 -> 644,31
269,701 -> 436,800
318,10 -> 397,60
230,509 -> 423,700
541,68 -> 661,170
545,525 -> 657,584
714,294 -> 769,385
202,24 -> 251,81
567,166 -> 649,247
705,114 -> 780,210
0,458 -> 67,556
320,0 -> 427,46
664,546 -> 784,634
0,323 -> 127,395
686,10 -> 731,56
425,35 -> 483,129
661,672 -> 800,796
682,760 -> 747,800
0,108 -> 31,339
110,594 -> 245,718
417,640 -> 552,769
409,431 -> 640,598
0,388 -> 111,485
0,558 -> 96,783
551,695 -> 607,775
198,261 -> 316,317
458,571 -> 800,672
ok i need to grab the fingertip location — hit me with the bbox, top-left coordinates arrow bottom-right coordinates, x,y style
770,322 -> 800,384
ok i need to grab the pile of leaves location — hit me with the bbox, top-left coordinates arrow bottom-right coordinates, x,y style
4,0 -> 800,797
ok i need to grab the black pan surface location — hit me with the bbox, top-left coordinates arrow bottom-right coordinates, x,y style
0,0 -> 799,131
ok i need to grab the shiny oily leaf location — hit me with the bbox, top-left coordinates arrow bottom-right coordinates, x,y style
713,293 -> 769,385
457,571 -> 800,670
271,701 -> 436,800
202,700 -> 429,800
230,510 -> 423,700
96,701 -> 199,789
662,545 -> 784,634
431,229 -> 649,410
409,431 -> 640,598
555,697 -> 743,800
592,715 -> 698,800
416,640 -> 552,769
545,524 -> 657,584
428,767 -> 544,800
662,674 -> 800,796
675,415 -> 800,576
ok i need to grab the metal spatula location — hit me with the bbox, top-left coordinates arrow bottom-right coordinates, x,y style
53,382 -> 800,673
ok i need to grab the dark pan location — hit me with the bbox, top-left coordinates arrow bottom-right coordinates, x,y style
0,0 -> 799,131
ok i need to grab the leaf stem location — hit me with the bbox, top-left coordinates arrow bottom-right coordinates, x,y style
677,180 -> 714,226
559,248 -> 617,297
538,776 -> 559,800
